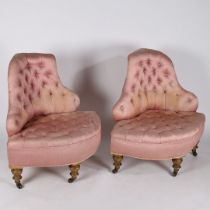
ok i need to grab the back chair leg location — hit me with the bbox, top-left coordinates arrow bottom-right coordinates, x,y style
68,164 -> 80,183
172,158 -> 183,177
112,154 -> 123,174
192,144 -> 198,157
11,168 -> 23,189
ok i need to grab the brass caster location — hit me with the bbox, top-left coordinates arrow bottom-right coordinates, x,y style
192,150 -> 197,157
11,168 -> 23,189
192,144 -> 198,157
172,171 -> 178,177
112,155 -> 123,174
112,168 -> 118,174
68,178 -> 76,183
68,164 -> 80,183
16,183 -> 23,189
172,158 -> 183,177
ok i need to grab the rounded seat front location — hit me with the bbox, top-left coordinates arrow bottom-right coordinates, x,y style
111,110 -> 205,160
8,111 -> 101,167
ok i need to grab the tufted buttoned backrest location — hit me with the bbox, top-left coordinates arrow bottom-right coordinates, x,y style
7,53 -> 80,136
112,48 -> 198,120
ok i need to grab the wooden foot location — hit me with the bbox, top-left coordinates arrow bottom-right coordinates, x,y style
68,164 -> 80,183
172,158 -> 183,177
192,144 -> 198,157
112,154 -> 123,174
11,168 -> 23,189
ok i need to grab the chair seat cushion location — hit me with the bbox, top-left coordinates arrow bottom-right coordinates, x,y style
111,110 -> 205,160
8,111 -> 101,167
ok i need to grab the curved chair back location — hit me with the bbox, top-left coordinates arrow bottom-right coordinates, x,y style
7,53 -> 80,136
113,49 -> 198,120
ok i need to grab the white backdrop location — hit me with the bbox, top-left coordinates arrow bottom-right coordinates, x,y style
0,1 -> 210,210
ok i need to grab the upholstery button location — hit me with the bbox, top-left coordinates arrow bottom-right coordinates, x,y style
23,87 -> 27,95
152,68 -> 156,76
25,74 -> 29,83
148,76 -> 152,84
157,61 -> 163,68
153,85 -> 157,92
34,71 -> 39,79
163,69 -> 170,78
187,98 -> 193,103
140,79 -> 144,86
42,81 -> 47,88
157,77 -> 162,85
146,58 -> 151,66
55,81 -> 59,87
15,120 -> 19,126
17,94 -> 21,102
39,62 -> 44,68
44,70 -> 52,78
17,79 -> 22,87
144,86 -> 147,92
131,84 -> 136,92
28,94 -> 33,103
130,98 -> 134,104
138,60 -> 143,67
37,90 -> 41,98
23,104 -> 27,110
138,91 -> 141,98
30,81 -> 35,90
135,71 -> 140,79
120,105 -> 124,112
49,91 -> 53,96
19,69 -> 23,75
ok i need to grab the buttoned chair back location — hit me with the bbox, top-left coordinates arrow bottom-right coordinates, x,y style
7,53 -> 80,136
113,49 -> 198,120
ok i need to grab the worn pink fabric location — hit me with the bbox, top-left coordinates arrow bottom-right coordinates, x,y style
7,53 -> 101,167
7,53 -> 80,137
112,110 -> 205,160
113,49 -> 198,120
8,111 -> 101,167
111,49 -> 205,159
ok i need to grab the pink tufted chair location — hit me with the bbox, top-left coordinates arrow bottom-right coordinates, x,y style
7,53 -> 101,188
111,48 -> 205,176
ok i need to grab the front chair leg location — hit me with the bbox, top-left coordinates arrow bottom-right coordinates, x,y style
68,164 -> 80,183
112,154 -> 123,174
172,158 -> 183,177
11,168 -> 23,189
192,144 -> 198,157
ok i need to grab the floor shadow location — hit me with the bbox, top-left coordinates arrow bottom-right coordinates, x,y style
150,160 -> 171,174
23,167 -> 67,184
122,158 -> 171,174
86,154 -> 110,171
56,45 -> 136,170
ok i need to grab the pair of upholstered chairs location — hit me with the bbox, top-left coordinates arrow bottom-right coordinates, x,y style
7,49 -> 205,189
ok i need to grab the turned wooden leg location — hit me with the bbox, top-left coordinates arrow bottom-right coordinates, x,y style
11,168 -> 23,189
68,164 -> 80,183
192,144 -> 198,157
112,154 -> 123,174
172,158 -> 183,177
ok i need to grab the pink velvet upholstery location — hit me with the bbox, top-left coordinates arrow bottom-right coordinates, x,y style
7,53 -> 101,168
111,49 -> 205,160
